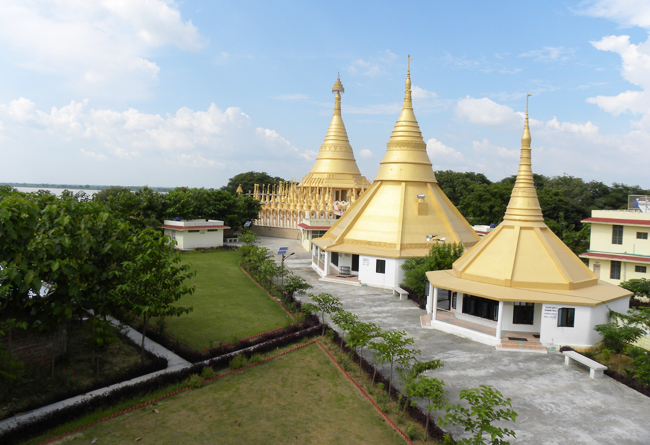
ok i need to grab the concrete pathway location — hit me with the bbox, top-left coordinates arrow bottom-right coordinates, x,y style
0,317 -> 191,434
261,236 -> 650,445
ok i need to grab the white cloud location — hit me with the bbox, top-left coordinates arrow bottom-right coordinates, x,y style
519,46 -> 576,62
359,149 -> 373,159
0,1 -> 206,99
454,97 -> 523,128
472,139 -> 519,159
412,86 -> 438,101
0,98 -> 312,186
578,0 -> 650,29
348,50 -> 398,77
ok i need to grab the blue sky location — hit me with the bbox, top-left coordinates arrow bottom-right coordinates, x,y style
1,0 -> 650,189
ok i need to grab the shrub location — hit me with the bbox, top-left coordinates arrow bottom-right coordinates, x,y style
406,422 -> 420,440
200,366 -> 215,380
250,354 -> 262,364
187,374 -> 203,389
229,355 -> 248,370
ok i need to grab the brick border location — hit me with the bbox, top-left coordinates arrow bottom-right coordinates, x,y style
37,340 -> 414,445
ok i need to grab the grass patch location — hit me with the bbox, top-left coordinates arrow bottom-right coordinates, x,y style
26,341 -> 409,445
153,249 -> 293,350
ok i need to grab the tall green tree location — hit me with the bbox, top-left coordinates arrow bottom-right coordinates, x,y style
435,171 -> 492,207
439,385 -> 518,445
303,293 -> 342,336
370,330 -> 419,397
409,375 -> 448,440
346,321 -> 382,373
117,229 -> 195,362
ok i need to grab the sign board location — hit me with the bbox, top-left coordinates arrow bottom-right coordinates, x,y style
362,258 -> 370,266
543,306 -> 558,319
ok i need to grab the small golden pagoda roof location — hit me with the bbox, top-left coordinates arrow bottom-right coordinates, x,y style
236,184 -> 243,194
313,60 -> 479,258
300,75 -> 370,190
427,99 -> 631,306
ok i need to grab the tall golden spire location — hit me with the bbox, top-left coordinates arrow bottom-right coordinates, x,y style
503,94 -> 544,222
300,75 -> 370,189
375,55 -> 436,183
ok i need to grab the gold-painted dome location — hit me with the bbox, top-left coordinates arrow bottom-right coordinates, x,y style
313,61 -> 479,258
450,100 -> 598,290
300,75 -> 370,189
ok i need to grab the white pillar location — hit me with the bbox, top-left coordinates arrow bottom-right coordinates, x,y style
432,287 -> 439,322
324,250 -> 331,275
496,300 -> 504,340
426,282 -> 433,314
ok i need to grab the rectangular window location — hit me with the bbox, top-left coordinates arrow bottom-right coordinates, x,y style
188,229 -> 200,233
513,302 -> 535,325
461,295 -> 498,321
612,225 -> 623,244
331,251 -> 339,267
637,232 -> 648,240
376,259 -> 386,274
610,261 -> 622,280
207,229 -> 219,232
636,265 -> 647,273
451,292 -> 457,310
557,308 -> 575,327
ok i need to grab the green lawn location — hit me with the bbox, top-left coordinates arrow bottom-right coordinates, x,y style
154,249 -> 293,350
32,343 -> 407,445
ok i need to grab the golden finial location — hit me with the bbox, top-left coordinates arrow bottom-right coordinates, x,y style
503,96 -> 543,222
408,54 -> 412,74
332,75 -> 344,94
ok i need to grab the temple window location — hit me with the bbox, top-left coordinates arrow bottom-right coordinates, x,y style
376,259 -> 386,274
557,308 -> 575,328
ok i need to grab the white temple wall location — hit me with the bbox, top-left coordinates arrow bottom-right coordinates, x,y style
358,256 -> 406,289
539,297 -> 629,348
165,229 -> 224,250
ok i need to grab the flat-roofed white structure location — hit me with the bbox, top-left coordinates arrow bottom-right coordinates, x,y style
162,219 -> 229,250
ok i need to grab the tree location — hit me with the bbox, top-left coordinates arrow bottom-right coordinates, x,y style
401,241 -> 465,298
346,321 -> 382,373
439,385 -> 517,445
458,182 -> 513,226
401,359 -> 444,415
118,229 -> 195,362
435,171 -> 492,207
409,376 -> 448,440
620,278 -> 650,301
595,310 -> 645,373
281,273 -> 312,300
370,330 -> 419,397
221,171 -> 286,195
304,293 -> 342,335
331,310 -> 359,348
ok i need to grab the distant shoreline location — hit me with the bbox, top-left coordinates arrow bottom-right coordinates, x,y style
1,183 -> 173,192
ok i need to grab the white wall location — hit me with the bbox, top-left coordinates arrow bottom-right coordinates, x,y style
358,256 -> 406,289
539,297 -> 629,348
499,302 -> 543,333
167,229 -> 224,250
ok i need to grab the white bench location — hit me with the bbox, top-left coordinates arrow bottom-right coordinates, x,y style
393,287 -> 409,301
563,350 -> 607,379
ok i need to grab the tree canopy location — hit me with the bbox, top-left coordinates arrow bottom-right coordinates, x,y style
221,171 -> 287,195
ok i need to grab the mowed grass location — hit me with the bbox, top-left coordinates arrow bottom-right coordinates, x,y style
154,249 -> 293,350
40,343 -> 407,445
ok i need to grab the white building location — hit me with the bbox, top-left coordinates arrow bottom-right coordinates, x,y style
162,219 -> 229,250
426,107 -> 631,350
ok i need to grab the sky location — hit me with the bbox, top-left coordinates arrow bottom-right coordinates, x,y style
1,0 -> 650,189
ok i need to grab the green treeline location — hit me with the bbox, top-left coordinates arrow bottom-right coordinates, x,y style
1,183 -> 173,192
435,171 -> 650,255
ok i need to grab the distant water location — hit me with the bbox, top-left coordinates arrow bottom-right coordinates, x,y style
14,187 -> 101,196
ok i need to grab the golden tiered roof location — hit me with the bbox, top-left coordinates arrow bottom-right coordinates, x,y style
299,75 -> 371,190
313,60 -> 479,258
427,99 -> 631,306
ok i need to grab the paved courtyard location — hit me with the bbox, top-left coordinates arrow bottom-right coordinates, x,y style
261,236 -> 650,445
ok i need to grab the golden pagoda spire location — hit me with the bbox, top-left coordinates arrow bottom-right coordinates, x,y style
375,55 -> 436,183
503,94 -> 544,222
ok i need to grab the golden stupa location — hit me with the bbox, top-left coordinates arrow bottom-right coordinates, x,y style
313,60 -> 480,259
299,75 -> 371,192
427,98 -> 630,305
254,76 -> 370,229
